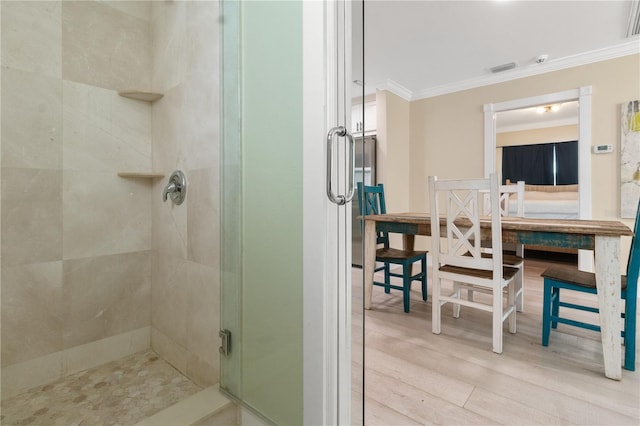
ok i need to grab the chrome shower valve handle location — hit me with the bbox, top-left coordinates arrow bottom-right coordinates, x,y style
163,170 -> 187,205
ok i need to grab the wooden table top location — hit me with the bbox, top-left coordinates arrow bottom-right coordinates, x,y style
362,213 -> 634,237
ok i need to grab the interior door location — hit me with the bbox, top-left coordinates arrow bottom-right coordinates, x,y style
219,1 -> 361,424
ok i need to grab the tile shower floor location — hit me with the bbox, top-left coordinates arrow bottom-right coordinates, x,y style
1,350 -> 202,426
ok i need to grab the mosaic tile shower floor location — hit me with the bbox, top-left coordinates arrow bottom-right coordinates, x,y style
0,350 -> 202,426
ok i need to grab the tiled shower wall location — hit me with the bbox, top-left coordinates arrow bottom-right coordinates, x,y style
1,0 -> 220,397
149,1 -> 220,388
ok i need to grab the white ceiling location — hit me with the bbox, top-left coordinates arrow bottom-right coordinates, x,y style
356,0 -> 639,102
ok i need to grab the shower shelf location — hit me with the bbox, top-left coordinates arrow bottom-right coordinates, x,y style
118,91 -> 164,102
117,172 -> 165,179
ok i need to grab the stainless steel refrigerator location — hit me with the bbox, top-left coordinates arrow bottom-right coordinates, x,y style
352,135 -> 377,267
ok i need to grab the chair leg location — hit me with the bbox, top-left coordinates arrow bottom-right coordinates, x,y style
542,279 -> 552,346
421,257 -> 428,302
507,281 -> 517,334
402,264 -> 411,313
515,266 -> 524,313
492,285 -> 503,354
432,276 -> 442,335
551,287 -> 560,329
452,282 -> 461,318
624,294 -> 636,371
384,263 -> 391,293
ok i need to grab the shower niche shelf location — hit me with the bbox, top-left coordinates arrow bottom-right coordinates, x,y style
118,172 -> 165,179
118,91 -> 164,103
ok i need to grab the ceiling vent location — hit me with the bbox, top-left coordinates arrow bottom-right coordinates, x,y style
628,0 -> 640,37
489,62 -> 517,73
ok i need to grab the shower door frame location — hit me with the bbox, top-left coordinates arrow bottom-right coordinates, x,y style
303,1 -> 354,424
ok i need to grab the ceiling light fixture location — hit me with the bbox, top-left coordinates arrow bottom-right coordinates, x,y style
536,104 -> 561,114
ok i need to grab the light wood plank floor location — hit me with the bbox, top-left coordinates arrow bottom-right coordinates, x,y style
350,258 -> 640,425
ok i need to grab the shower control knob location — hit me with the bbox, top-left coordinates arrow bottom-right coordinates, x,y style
163,171 -> 187,205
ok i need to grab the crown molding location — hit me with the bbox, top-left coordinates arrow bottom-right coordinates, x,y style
369,39 -> 640,102
369,79 -> 413,101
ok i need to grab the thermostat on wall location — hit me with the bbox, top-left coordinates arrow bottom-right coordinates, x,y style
592,144 -> 613,154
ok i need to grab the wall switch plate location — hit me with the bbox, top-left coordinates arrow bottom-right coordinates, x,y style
592,144 -> 613,154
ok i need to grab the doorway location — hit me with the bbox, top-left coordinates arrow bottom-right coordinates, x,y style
484,88 -> 594,270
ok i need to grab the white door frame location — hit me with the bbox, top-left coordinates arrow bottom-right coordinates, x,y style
483,86 -> 593,270
303,1 -> 352,424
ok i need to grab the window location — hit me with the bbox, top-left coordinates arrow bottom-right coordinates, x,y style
502,141 -> 578,185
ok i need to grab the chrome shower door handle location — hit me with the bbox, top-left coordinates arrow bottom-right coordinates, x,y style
326,126 -> 355,205
343,129 -> 355,203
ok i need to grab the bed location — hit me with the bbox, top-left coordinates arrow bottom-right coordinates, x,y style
507,181 -> 579,219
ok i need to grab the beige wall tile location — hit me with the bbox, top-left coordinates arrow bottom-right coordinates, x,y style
185,2 -> 219,79
1,261 -> 64,367
150,46 -> 219,174
0,327 -> 150,400
151,326 -> 187,376
151,86 -> 188,174
0,351 -> 63,400
182,74 -> 220,171
152,177 -> 188,258
63,171 -> 151,259
186,262 -> 219,366
1,168 -> 63,266
183,1 -> 219,171
62,1 -> 151,92
151,252 -> 188,348
99,1 -> 151,22
151,1 -> 187,93
63,81 -> 152,172
64,326 -> 150,375
176,259 -> 221,388
62,251 -> 151,348
0,1 -> 62,78
186,352 -> 218,388
149,0 -> 222,388
1,67 -> 62,170
187,169 -> 220,268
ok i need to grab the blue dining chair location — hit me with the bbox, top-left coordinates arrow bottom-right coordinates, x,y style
357,182 -> 428,313
541,199 -> 639,371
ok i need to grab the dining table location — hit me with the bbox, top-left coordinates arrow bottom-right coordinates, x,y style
362,213 -> 634,380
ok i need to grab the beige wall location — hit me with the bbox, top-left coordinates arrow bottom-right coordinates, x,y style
406,54 -> 640,251
150,1 -> 220,388
1,1 -> 153,398
376,90 -> 411,247
497,124 -> 579,147
0,0 -> 221,397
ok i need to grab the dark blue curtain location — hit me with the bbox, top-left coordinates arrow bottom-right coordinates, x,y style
502,143 -> 555,185
555,141 -> 579,185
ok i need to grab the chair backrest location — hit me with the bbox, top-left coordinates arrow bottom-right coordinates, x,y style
482,180 -> 525,217
625,198 -> 640,299
428,174 -> 503,275
357,182 -> 389,247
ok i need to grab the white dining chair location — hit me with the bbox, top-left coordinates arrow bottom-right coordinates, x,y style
428,174 -> 518,354
479,180 -> 526,312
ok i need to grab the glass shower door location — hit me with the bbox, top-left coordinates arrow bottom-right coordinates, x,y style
220,1 -> 361,424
